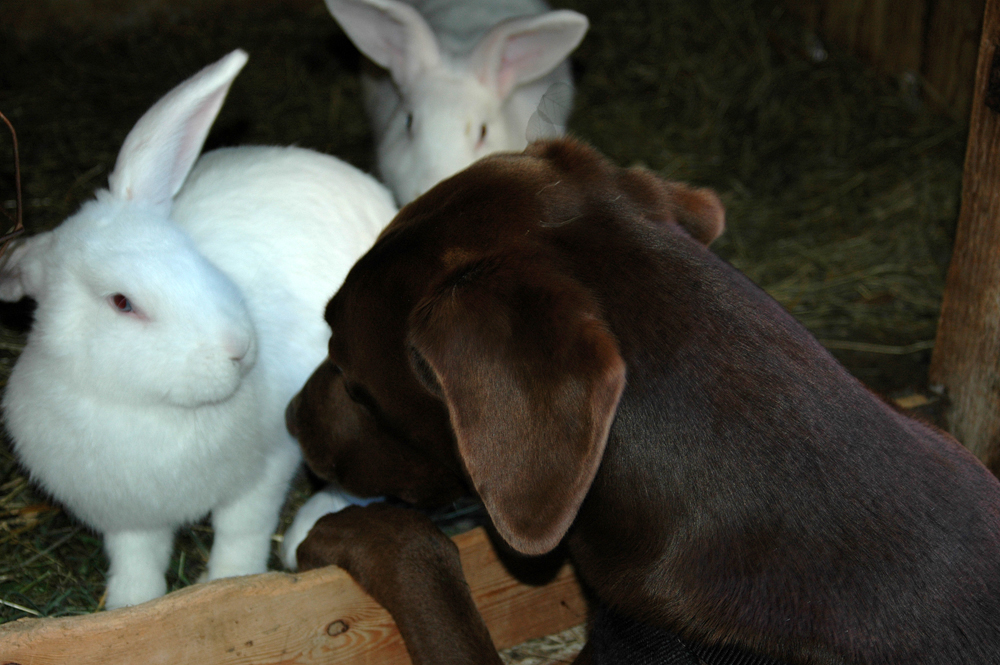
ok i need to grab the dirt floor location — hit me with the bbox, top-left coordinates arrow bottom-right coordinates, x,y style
0,0 -> 968,623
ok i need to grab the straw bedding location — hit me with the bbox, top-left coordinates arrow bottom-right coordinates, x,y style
0,0 -> 966,626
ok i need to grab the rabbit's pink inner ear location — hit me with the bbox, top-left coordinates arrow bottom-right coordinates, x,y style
473,11 -> 589,100
324,0 -> 440,90
108,49 -> 247,207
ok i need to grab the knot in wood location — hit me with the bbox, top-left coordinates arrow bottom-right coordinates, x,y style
327,619 -> 349,636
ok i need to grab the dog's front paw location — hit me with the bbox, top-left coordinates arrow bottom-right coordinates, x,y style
296,503 -> 461,609
282,485 -> 365,570
280,484 -> 382,570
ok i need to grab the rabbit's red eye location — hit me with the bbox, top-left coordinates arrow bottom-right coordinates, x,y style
479,124 -> 488,142
111,294 -> 133,313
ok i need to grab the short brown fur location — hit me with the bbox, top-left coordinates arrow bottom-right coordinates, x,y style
287,139 -> 1000,664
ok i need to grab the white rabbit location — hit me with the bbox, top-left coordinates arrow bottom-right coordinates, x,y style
279,485 -> 382,571
324,0 -> 589,204
0,50 -> 397,610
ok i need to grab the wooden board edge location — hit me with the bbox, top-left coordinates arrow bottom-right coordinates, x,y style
0,526 -> 588,665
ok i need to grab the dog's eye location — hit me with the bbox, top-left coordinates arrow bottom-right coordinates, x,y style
344,381 -> 362,403
344,381 -> 379,415
409,346 -> 443,398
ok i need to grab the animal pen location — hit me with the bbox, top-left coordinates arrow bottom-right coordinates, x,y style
0,0 -> 997,661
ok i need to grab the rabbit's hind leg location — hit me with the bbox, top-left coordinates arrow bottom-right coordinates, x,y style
103,527 -> 175,610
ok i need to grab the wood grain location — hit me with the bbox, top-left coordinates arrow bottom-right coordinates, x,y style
782,0 -> 984,119
784,0 -> 927,73
0,527 -> 588,665
929,0 -> 1000,472
821,0 -> 927,74
924,0 -> 986,119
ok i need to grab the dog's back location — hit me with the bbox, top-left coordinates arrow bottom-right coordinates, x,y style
292,138 -> 1000,664
512,141 -> 1000,663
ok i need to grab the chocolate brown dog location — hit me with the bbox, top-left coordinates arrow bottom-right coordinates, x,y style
286,138 -> 1000,664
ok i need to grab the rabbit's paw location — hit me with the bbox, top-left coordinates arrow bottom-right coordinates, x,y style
105,570 -> 168,610
103,528 -> 174,609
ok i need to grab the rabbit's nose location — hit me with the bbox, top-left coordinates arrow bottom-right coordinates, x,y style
226,333 -> 253,363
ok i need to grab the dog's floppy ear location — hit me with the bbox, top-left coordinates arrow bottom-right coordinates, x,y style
408,255 -> 625,556
619,167 -> 725,245
525,139 -> 725,245
661,180 -> 725,245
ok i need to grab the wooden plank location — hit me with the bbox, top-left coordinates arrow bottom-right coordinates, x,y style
924,0 -> 986,119
783,0 -> 823,31
782,0 -> 987,118
827,0 -> 926,74
929,0 -> 1000,473
0,527 -> 588,665
787,0 -> 928,74
816,0 -> 871,61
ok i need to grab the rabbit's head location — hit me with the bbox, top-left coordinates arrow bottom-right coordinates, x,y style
325,0 -> 588,204
0,50 -> 256,408
376,72 -> 511,206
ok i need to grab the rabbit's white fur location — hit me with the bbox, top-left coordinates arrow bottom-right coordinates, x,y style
279,484 -> 383,571
0,50 -> 397,609
324,0 -> 588,204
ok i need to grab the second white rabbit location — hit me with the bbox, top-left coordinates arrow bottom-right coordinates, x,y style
324,0 -> 589,204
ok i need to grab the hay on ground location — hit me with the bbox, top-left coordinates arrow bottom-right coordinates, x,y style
0,0 -> 967,622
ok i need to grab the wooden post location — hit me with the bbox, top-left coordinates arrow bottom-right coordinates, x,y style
0,527 -> 588,665
929,0 -> 1000,472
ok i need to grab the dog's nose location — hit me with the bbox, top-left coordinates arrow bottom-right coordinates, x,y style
285,393 -> 301,438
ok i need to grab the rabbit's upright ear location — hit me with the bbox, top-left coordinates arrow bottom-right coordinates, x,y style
408,255 -> 625,557
0,233 -> 55,301
471,11 -> 588,100
107,49 -> 248,208
324,0 -> 440,90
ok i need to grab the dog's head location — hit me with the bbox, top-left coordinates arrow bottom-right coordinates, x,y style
287,138 -> 724,555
